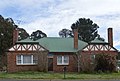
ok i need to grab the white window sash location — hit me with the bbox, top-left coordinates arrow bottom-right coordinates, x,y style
31,55 -> 33,64
90,54 -> 95,64
21,55 -> 23,64
64,56 -> 69,64
16,55 -> 37,65
57,56 -> 69,65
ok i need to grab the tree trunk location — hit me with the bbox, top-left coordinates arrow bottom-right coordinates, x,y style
74,52 -> 81,72
77,53 -> 80,72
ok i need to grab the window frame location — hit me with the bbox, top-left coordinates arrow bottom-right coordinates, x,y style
57,55 -> 69,65
16,54 -> 37,65
90,54 -> 95,64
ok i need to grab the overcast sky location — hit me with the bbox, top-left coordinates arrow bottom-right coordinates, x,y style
0,0 -> 120,50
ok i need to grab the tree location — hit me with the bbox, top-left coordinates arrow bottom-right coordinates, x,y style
5,18 -> 15,25
0,15 -> 17,68
71,18 -> 99,42
97,35 -> 105,41
5,18 -> 29,41
30,30 -> 47,41
0,15 -> 15,55
0,15 -> 29,68
18,28 -> 29,41
59,28 -> 73,38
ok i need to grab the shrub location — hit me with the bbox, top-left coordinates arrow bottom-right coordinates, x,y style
95,53 -> 116,72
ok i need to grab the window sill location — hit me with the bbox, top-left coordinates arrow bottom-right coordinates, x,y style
16,64 -> 37,65
57,63 -> 69,65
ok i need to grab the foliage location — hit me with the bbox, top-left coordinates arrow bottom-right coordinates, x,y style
97,35 -> 105,41
71,18 -> 99,42
0,15 -> 30,68
30,30 -> 47,41
0,15 -> 15,54
59,28 -> 73,38
18,28 -> 29,41
0,15 -> 29,54
95,53 -> 116,72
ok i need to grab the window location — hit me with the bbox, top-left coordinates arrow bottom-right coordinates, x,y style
90,54 -> 95,64
17,55 -> 21,64
57,56 -> 69,65
16,55 -> 37,65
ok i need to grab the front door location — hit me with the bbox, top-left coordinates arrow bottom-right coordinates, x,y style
48,58 -> 53,71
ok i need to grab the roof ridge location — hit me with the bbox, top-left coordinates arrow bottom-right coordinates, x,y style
41,37 -> 73,39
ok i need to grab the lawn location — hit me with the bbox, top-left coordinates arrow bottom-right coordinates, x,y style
0,71 -> 120,79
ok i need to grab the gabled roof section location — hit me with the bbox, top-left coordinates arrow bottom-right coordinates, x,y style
16,37 -> 39,44
8,44 -> 46,52
85,38 -> 118,52
37,37 -> 88,52
9,37 -> 48,52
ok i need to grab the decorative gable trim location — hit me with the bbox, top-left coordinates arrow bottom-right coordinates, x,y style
83,44 -> 117,51
9,44 -> 46,51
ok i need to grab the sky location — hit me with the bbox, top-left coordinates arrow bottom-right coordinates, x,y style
0,0 -> 120,50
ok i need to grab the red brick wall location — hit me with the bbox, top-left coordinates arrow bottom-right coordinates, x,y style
80,51 -> 118,72
7,52 -> 38,73
53,52 -> 77,72
7,50 -> 117,73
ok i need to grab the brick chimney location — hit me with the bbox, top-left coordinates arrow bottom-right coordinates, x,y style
13,28 -> 19,45
73,28 -> 78,49
108,28 -> 113,46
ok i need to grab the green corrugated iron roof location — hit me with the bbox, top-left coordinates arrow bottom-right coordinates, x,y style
16,37 -> 118,52
36,37 -> 88,52
17,37 -> 111,52
16,37 -> 38,44
90,38 -> 107,44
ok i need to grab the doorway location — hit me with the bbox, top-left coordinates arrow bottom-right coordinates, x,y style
48,58 -> 53,71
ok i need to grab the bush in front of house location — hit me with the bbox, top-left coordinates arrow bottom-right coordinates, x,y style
94,53 -> 116,72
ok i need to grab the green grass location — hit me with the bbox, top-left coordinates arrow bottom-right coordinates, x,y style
0,71 -> 120,79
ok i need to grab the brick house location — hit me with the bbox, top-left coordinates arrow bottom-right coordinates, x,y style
7,28 -> 118,73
